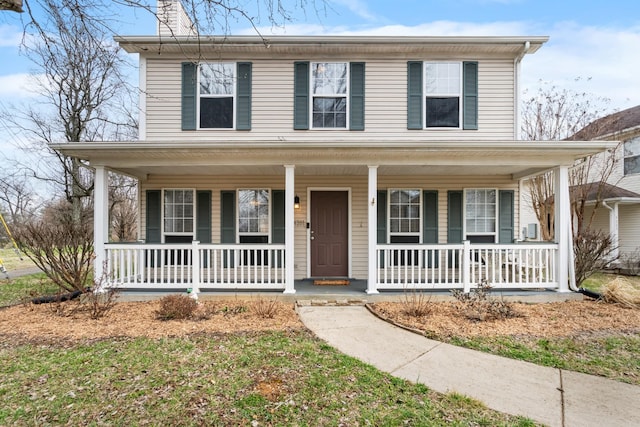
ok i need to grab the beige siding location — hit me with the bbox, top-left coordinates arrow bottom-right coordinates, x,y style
140,174 -> 518,280
619,205 -> 640,257
144,57 -> 515,142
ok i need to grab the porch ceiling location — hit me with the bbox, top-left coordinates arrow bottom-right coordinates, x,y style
51,140 -> 617,180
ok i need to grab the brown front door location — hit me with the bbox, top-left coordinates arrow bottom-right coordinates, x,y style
310,191 -> 349,277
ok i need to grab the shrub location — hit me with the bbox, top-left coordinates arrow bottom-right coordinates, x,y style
401,289 -> 432,318
574,229 -> 616,286
250,296 -> 280,319
156,294 -> 198,320
451,281 -> 517,321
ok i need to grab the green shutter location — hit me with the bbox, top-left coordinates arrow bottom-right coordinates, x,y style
272,190 -> 285,244
221,191 -> 236,267
423,190 -> 439,267
146,190 -> 162,243
377,190 -> 387,244
236,62 -> 252,130
377,190 -> 387,266
407,61 -> 423,130
447,191 -> 464,243
145,190 -> 161,267
272,190 -> 285,268
294,61 -> 309,130
463,61 -> 478,130
423,191 -> 438,243
220,191 -> 236,243
196,191 -> 212,243
448,191 -> 463,268
350,62 -> 365,131
181,62 -> 197,131
499,190 -> 515,244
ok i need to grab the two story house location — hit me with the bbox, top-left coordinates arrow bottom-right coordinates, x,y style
52,0 -> 614,295
568,105 -> 640,269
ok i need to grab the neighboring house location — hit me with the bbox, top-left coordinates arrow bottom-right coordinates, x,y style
567,105 -> 640,267
52,0 -> 614,295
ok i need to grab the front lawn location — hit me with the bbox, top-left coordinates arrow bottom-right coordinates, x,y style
0,332 -> 535,426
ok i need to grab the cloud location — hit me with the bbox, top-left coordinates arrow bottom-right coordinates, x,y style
521,23 -> 640,111
252,20 -> 531,36
330,0 -> 378,22
0,74 -> 41,98
0,24 -> 24,47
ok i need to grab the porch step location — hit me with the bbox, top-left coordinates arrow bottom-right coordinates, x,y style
296,299 -> 367,307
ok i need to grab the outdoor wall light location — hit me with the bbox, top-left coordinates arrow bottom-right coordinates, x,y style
294,195 -> 300,209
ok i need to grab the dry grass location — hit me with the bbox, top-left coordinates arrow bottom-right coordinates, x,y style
602,277 -> 640,309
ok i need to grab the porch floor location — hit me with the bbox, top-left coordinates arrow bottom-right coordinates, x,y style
116,279 -> 583,304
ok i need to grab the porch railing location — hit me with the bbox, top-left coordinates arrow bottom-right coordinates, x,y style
376,242 -> 558,291
103,241 -> 558,292
104,242 -> 286,290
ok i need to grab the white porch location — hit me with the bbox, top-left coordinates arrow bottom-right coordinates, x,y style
103,240 -> 559,293
54,139 -> 616,296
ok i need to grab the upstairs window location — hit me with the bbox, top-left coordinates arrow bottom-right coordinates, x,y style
198,63 -> 235,129
407,61 -> 477,130
294,62 -> 364,131
424,62 -> 461,128
624,137 -> 640,175
311,62 -> 348,129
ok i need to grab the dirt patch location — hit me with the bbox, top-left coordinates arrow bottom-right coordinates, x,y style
0,299 -> 303,344
370,300 -> 640,338
1,297 -> 639,344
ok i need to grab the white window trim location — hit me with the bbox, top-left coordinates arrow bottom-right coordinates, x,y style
309,62 -> 350,130
423,61 -> 463,130
237,188 -> 272,243
623,138 -> 640,176
197,62 -> 237,130
161,188 -> 196,241
463,188 -> 498,241
387,189 -> 422,242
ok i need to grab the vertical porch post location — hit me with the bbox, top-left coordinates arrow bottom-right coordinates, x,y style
554,165 -> 571,292
93,165 -> 109,290
284,165 -> 296,294
462,240 -> 471,293
190,240 -> 200,299
367,165 -> 379,294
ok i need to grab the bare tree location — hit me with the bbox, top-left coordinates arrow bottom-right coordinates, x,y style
109,173 -> 138,241
521,80 -> 616,240
1,0 -> 137,224
13,199 -> 94,293
0,170 -> 40,224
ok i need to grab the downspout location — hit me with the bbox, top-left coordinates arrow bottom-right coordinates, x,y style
602,200 -> 619,261
514,41 -> 530,140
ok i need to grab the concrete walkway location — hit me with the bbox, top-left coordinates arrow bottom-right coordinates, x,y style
297,305 -> 640,427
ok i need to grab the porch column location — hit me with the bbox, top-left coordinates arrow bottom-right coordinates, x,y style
93,165 -> 109,289
367,165 -> 379,294
284,165 -> 296,294
554,165 -> 571,292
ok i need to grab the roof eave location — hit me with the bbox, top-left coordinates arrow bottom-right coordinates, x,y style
113,34 -> 549,55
